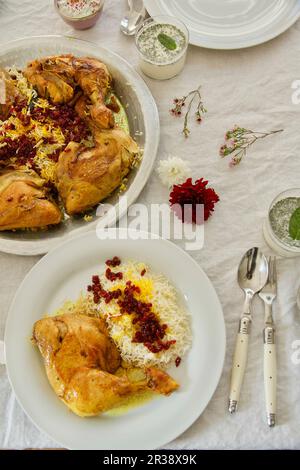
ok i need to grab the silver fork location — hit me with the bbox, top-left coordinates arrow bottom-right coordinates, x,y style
258,256 -> 277,427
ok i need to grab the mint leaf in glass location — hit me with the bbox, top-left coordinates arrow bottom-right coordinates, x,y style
289,207 -> 300,240
158,33 -> 177,50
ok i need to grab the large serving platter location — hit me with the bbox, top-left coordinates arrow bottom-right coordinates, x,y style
4,229 -> 226,450
0,36 -> 159,255
144,0 -> 300,49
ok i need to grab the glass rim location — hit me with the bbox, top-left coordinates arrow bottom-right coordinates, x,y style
268,187 -> 300,211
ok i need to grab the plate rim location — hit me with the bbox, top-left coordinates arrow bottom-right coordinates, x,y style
144,0 -> 300,49
4,229 -> 226,450
0,35 -> 160,256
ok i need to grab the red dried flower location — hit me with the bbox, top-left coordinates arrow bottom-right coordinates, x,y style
169,178 -> 219,223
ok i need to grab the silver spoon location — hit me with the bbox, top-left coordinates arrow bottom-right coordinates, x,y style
120,0 -> 146,36
228,247 -> 268,413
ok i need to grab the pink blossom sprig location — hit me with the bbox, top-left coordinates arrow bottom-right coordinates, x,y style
170,86 -> 207,138
220,126 -> 283,167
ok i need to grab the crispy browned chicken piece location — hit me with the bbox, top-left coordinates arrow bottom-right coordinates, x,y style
0,169 -> 62,230
25,55 -> 114,128
55,128 -> 139,215
72,56 -> 111,101
0,69 -> 20,120
24,54 -> 140,216
33,314 -> 178,417
72,56 -> 115,129
24,56 -> 75,104
75,94 -> 114,130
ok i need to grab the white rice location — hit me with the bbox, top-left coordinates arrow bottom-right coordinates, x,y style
97,261 -> 192,368
54,260 -> 192,368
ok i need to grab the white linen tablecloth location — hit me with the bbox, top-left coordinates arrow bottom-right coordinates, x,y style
1,0 -> 300,450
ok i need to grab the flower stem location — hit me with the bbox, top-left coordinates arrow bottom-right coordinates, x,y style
170,86 -> 207,137
220,127 -> 283,166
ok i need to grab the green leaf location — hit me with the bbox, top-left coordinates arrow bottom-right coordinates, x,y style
157,33 -> 177,50
289,207 -> 300,240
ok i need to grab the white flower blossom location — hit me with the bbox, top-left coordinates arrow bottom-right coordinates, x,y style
157,155 -> 191,188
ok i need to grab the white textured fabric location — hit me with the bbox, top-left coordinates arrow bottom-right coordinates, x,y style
1,0 -> 300,450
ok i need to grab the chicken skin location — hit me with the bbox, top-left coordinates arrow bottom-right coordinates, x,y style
33,314 -> 178,417
24,56 -> 75,104
55,128 -> 139,215
25,54 -> 140,215
75,93 -> 114,130
25,55 -> 114,128
0,169 -> 62,230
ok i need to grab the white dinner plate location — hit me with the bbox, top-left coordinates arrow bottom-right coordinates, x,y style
4,229 -> 225,450
0,36 -> 159,256
144,0 -> 300,49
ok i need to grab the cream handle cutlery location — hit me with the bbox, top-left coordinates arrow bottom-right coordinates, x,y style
263,328 -> 277,426
229,317 -> 251,413
229,248 -> 268,414
229,252 -> 278,425
259,257 -> 277,427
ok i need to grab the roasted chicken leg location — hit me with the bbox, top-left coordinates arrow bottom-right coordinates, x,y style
25,55 -> 114,128
33,314 -> 178,417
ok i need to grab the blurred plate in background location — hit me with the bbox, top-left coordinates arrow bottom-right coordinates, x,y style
144,0 -> 300,49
